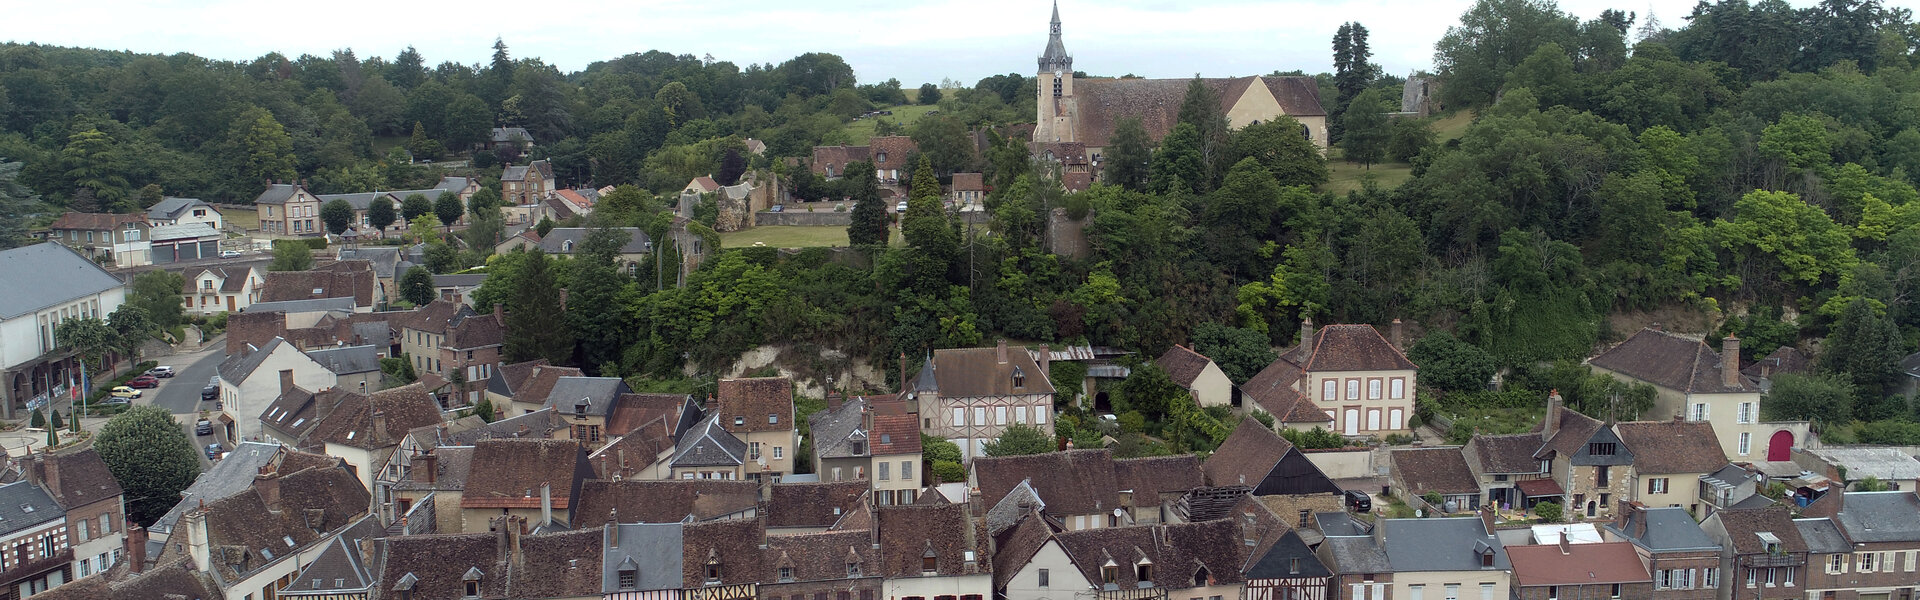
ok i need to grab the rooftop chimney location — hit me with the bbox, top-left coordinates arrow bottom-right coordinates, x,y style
493,301 -> 504,325
255,465 -> 282,509
540,482 -> 554,528
418,451 -> 438,484
996,339 -> 1008,365
1479,504 -> 1497,538
279,369 -> 295,396
1558,530 -> 1571,555
1390,319 -> 1404,351
1722,335 -> 1741,388
1038,344 -> 1052,381
1544,390 -> 1563,438
608,509 -> 621,547
558,288 -> 569,311
1300,318 -> 1315,362
125,524 -> 148,574
372,410 -> 389,444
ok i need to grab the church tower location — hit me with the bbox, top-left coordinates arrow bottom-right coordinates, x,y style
1034,1 -> 1076,143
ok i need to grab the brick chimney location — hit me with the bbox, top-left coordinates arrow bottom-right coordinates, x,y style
1038,344 -> 1052,380
372,411 -> 389,444
558,288 -> 569,311
125,523 -> 148,574
417,451 -> 438,484
27,453 -> 60,502
1479,504 -> 1497,537
255,465 -> 281,509
279,369 -> 295,396
1390,319 -> 1404,351
1544,390 -> 1563,438
493,301 -> 505,325
996,339 -> 1008,364
1722,334 -> 1741,388
1558,530 -> 1571,555
1300,318 -> 1315,362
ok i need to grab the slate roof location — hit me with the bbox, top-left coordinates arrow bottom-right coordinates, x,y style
1467,433 -> 1547,474
1605,506 -> 1720,552
874,502 -> 985,577
182,463 -> 371,586
1113,455 -> 1205,498
218,336 -> 287,383
713,377 -> 794,434
1380,517 -> 1509,572
1807,490 -> 1920,543
1320,536 -> 1392,574
1067,76 -> 1324,148
278,515 -> 382,595
1713,506 -> 1807,554
1613,420 -> 1727,474
241,296 -> 357,314
0,243 -> 125,320
1588,328 -> 1756,393
0,480 -> 64,536
536,227 -> 652,255
460,438 -> 590,510
1745,346 -> 1812,378
502,159 -> 554,182
492,127 -> 532,144
1391,447 -> 1482,495
1157,344 -> 1216,387
1794,518 -> 1851,554
973,449 -> 1122,516
1202,418 -> 1292,487
922,344 -> 1056,397
1053,519 -> 1248,588
146,196 -> 212,221
1247,529 -> 1334,579
254,183 -> 307,205
544,376 -> 631,418
669,414 -> 748,468
432,273 -> 487,288
766,480 -> 869,528
149,442 -> 300,537
307,344 -> 381,375
603,523 -> 683,593
315,190 -> 399,212
1508,542 -> 1651,586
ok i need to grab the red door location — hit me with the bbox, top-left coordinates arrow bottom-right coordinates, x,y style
1767,430 -> 1794,461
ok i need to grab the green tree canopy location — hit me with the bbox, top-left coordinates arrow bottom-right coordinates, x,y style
1189,322 -> 1277,384
399,265 -> 435,306
96,405 -> 202,525
982,423 -> 1055,457
320,198 -> 355,236
1406,331 -> 1497,393
367,196 -> 397,234
270,242 -> 313,272
434,191 -> 464,232
401,193 -> 432,222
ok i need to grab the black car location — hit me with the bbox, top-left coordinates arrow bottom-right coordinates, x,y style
201,384 -> 219,401
195,419 -> 213,436
1343,489 -> 1373,512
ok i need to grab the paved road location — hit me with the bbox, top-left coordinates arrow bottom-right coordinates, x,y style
148,345 -> 226,415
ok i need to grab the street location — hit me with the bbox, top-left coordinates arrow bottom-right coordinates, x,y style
140,344 -> 226,470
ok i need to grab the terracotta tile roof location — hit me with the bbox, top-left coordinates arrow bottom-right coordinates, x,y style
1588,328 -> 1756,393
1466,433 -> 1546,474
1156,344 -> 1215,388
259,265 -> 375,307
573,480 -> 759,525
604,393 -> 693,437
973,449 -> 1122,516
21,448 -> 123,510
1202,418 -> 1293,487
460,439 -> 591,510
1711,506 -> 1806,554
1298,324 -> 1417,372
553,189 -> 594,210
489,359 -> 549,397
1053,519 -> 1249,588
715,377 -> 794,434
924,344 -> 1056,398
688,176 -> 720,193
810,397 -> 921,460
1508,542 -> 1652,586
588,415 -> 676,479
394,446 -> 474,492
188,463 -> 371,586
398,300 -> 469,335
874,502 -> 983,577
951,172 -> 985,191
446,313 -> 503,350
1113,455 -> 1205,499
1390,447 -> 1482,495
870,412 -> 921,455
1744,346 -> 1811,378
991,512 -> 1060,589
1613,420 -> 1726,474
36,555 -> 220,600
1068,76 -> 1323,148
810,146 -> 871,178
1533,405 -> 1605,459
766,480 -> 869,528
1062,171 -> 1093,192
48,211 -> 146,231
304,383 -> 446,450
868,136 -> 920,169
514,365 -> 585,405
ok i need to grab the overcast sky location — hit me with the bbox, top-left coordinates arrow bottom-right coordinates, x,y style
10,0 -> 1917,87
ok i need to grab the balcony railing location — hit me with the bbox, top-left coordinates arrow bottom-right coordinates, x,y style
0,549 -> 74,587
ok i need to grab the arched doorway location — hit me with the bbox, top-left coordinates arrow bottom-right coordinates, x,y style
1767,430 -> 1795,461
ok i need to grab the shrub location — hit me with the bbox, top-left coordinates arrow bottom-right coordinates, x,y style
1533,501 -> 1563,522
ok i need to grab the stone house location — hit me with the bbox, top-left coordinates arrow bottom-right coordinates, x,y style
1158,344 -> 1234,408
913,340 -> 1056,460
46,212 -> 150,266
1534,395 -> 1635,521
1699,506 -> 1808,600
253,182 -> 324,236
1588,328 -> 1809,461
809,395 -> 923,505
1506,540 -> 1652,600
1250,320 -> 1418,437
501,160 -> 555,207
1462,432 -> 1555,511
1603,503 -> 1724,600
1390,446 -> 1483,513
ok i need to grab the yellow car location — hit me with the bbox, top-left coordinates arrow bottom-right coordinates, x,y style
109,386 -> 141,400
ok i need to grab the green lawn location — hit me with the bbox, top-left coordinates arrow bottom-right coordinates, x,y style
1324,157 -> 1415,195
720,225 -> 906,248
842,104 -> 941,144
1432,110 -> 1476,142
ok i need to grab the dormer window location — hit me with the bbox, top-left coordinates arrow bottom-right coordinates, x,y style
705,560 -> 722,583
768,414 -> 778,424
922,555 -> 937,573
848,562 -> 861,577
1101,564 -> 1119,584
575,399 -> 590,417
1135,561 -> 1153,586
778,566 -> 794,582
1012,366 -> 1026,389
877,152 -> 888,164
618,568 -> 636,590
734,416 -> 745,427
1193,567 -> 1210,587
561,240 -> 574,252
1588,442 -> 1616,456
851,441 -> 866,455
1758,532 -> 1783,555
462,567 -> 484,598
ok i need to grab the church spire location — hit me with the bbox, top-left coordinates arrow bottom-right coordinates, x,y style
1039,0 -> 1071,73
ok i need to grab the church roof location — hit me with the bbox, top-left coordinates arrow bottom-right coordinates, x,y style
1069,76 -> 1326,148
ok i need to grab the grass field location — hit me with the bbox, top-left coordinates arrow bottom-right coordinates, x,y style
719,225 -> 907,248
842,104 -> 940,144
218,205 -> 260,232
1321,146 -> 1415,196
1432,110 -> 1476,142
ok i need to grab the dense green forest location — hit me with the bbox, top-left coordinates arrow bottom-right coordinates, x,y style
8,0 -> 1920,451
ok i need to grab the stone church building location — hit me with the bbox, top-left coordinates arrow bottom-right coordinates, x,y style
1031,2 -> 1330,163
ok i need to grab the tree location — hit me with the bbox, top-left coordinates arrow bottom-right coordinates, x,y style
908,114 -> 976,177
1766,373 -> 1855,424
423,241 -> 459,273
434,191 -> 463,232
107,304 -> 153,361
96,405 -> 202,525
535,216 -> 555,238
1190,322 -> 1277,384
917,83 -> 943,105
405,122 -> 442,161
270,242 -> 313,272
399,266 -> 435,306
55,317 -> 115,371
1331,22 -> 1378,140
1820,298 -> 1904,401
504,249 -> 573,364
1104,118 -> 1152,192
48,409 -> 63,431
846,160 -> 888,246
231,107 -> 297,187
1175,78 -> 1232,192
1230,117 -> 1330,187
1341,89 -> 1392,167
567,260 -> 634,375
921,434 -> 966,483
59,128 -> 131,210
29,409 -> 44,429
127,270 -> 186,331
1434,0 -> 1580,107
401,193 -> 432,222
0,160 -> 43,250
1532,500 -> 1563,522
320,199 -> 355,236
1406,331 -> 1497,393
982,423 -> 1055,457
716,148 -> 746,187
367,196 -> 397,235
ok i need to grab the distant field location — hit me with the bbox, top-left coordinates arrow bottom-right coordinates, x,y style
842,104 -> 940,144
217,205 -> 259,232
1324,157 -> 1415,196
719,225 -> 906,248
1432,110 -> 1475,142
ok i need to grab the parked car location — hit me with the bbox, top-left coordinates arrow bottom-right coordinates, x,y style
109,386 -> 141,399
148,366 -> 175,378
99,397 -> 130,405
219,250 -> 242,259
1343,489 -> 1373,513
896,201 -> 909,212
195,419 -> 213,436
769,204 -> 785,212
127,375 -> 159,388
201,384 -> 219,401
204,443 -> 224,460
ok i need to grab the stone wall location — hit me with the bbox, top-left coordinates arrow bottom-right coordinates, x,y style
1047,207 -> 1090,259
755,211 -> 853,226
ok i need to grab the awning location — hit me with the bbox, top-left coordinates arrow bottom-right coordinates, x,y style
1515,478 -> 1564,497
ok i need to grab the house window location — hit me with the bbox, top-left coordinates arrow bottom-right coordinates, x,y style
1860,553 -> 1877,572
706,562 -> 721,581
1101,565 -> 1118,584
1648,478 -> 1668,494
618,569 -> 637,590
1409,585 -> 1424,600
1546,586 -> 1558,600
1390,378 -> 1406,399
773,446 -> 783,459
750,442 -> 761,460
1704,568 -> 1718,587
1610,584 -> 1621,598
1596,465 -> 1610,487
974,407 -> 986,426
1480,583 -> 1494,600
1444,584 -> 1459,600
902,461 -> 913,480
1588,442 -> 1616,456
995,407 -> 1007,425
1738,402 -> 1754,424
1012,367 -> 1026,389
1135,563 -> 1152,585
1830,554 -> 1845,574
1346,379 -> 1360,400
1035,407 -> 1047,425
1691,403 -> 1708,421
923,555 -> 938,573
1037,568 -> 1049,588
465,580 -> 479,597
779,566 -> 794,581
1368,379 -> 1382,400
879,462 -> 890,480
1322,380 -> 1337,401
1739,432 -> 1752,455
953,408 -> 966,425
734,416 -> 745,427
